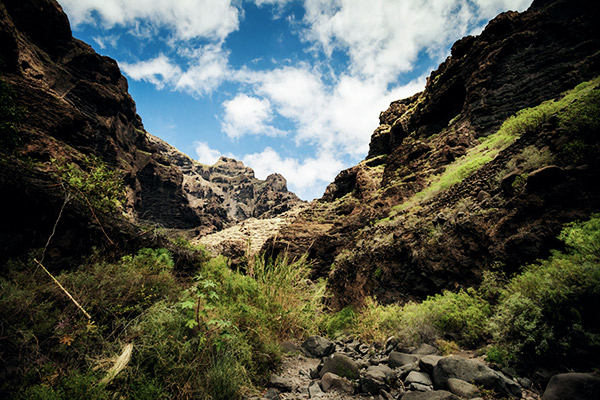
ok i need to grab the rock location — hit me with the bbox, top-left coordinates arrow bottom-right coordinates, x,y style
446,378 -> 481,398
411,344 -> 439,356
525,165 -> 566,192
433,356 -> 521,398
361,365 -> 393,395
320,372 -> 355,394
269,374 -> 294,392
406,371 -> 433,387
301,336 -> 335,358
264,388 -> 281,400
542,373 -> 600,400
385,336 -> 400,353
389,352 -> 419,368
419,355 -> 443,375
280,341 -> 302,354
401,390 -> 461,400
319,353 -> 359,380
410,383 -> 434,392
308,381 -> 324,398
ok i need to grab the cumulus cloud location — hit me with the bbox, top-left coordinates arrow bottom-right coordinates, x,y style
242,147 -> 344,200
119,54 -> 182,89
301,0 -> 532,81
59,0 -> 240,41
195,141 -> 223,165
221,94 -> 286,139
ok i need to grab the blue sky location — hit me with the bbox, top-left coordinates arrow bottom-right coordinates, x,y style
57,0 -> 532,200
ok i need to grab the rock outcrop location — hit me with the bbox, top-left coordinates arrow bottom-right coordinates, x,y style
0,0 -> 302,261
261,0 -> 600,307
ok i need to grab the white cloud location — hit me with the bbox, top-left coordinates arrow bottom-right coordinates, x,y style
242,147 -> 344,200
221,94 -> 286,139
58,0 -> 240,41
195,141 -> 223,165
175,45 -> 230,97
92,34 -> 119,49
119,54 -> 182,89
300,0 -> 532,82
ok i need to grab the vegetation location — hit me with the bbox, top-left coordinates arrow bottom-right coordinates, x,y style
328,215 -> 600,371
51,154 -> 126,214
0,248 -> 324,399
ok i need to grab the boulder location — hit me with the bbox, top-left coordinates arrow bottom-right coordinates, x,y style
360,365 -> 392,395
406,371 -> 433,387
320,372 -> 355,394
412,343 -> 439,356
319,353 -> 359,380
446,378 -> 481,399
308,381 -> 323,398
542,373 -> 600,400
269,374 -> 294,392
420,355 -> 443,375
401,390 -> 461,400
389,352 -> 419,368
301,336 -> 335,358
432,357 -> 521,398
280,341 -> 302,354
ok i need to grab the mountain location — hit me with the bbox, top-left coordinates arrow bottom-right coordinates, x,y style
0,0 -> 302,262
258,0 -> 600,307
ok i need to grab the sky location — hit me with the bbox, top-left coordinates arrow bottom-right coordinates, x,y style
57,0 -> 533,200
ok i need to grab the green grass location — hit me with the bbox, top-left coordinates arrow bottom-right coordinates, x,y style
0,249 -> 325,399
344,214 -> 600,370
390,77 -> 600,215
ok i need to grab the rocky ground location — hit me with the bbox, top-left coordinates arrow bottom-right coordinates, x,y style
249,335 -> 600,400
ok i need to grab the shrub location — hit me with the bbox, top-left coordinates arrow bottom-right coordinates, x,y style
490,215 -> 600,369
0,79 -> 24,152
52,154 -> 125,213
323,306 -> 358,338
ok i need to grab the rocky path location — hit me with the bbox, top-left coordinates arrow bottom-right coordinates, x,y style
251,336 -> 546,400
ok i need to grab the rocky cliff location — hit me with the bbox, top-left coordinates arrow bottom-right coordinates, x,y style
0,0 -> 302,261
261,0 -> 600,307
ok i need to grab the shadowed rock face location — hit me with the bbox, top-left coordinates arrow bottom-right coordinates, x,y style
0,0 -> 303,260
261,0 -> 600,307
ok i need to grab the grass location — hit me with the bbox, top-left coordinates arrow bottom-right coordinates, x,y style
0,249 -> 325,399
334,214 -> 600,371
388,77 -> 600,216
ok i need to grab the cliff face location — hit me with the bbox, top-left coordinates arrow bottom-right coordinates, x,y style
0,0 -> 302,261
262,0 -> 600,307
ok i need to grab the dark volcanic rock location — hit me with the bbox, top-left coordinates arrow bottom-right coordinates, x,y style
0,0 -> 303,260
261,0 -> 600,312
542,373 -> 600,400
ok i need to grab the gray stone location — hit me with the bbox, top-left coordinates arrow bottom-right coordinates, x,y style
301,336 -> 335,358
410,382 -> 434,392
411,343 -> 439,356
419,355 -> 443,375
446,378 -> 481,399
406,371 -> 433,387
398,362 -> 420,380
401,390 -> 461,400
432,357 -> 521,398
308,381 -> 323,398
269,374 -> 294,392
264,388 -> 281,400
542,373 -> 600,400
280,341 -> 301,354
389,351 -> 419,368
320,353 -> 359,380
321,372 -> 355,394
361,365 -> 391,395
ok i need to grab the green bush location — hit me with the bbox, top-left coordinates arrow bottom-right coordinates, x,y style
323,306 -> 358,338
52,154 -> 125,213
490,215 -> 600,368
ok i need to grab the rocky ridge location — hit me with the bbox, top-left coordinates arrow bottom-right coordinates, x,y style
0,0 -> 302,261
255,0 -> 600,306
